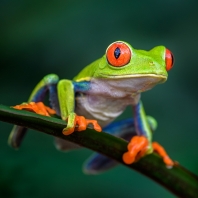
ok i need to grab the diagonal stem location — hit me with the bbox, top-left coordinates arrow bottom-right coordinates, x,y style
0,104 -> 197,197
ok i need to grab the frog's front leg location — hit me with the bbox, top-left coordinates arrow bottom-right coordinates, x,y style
9,74 -> 59,148
123,101 -> 174,167
57,80 -> 102,135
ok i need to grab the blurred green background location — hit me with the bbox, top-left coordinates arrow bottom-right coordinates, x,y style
1,0 -> 198,197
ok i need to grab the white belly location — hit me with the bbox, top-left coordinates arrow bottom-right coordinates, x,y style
75,78 -> 141,127
75,95 -> 126,127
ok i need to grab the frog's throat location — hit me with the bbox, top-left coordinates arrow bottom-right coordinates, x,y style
98,74 -> 167,83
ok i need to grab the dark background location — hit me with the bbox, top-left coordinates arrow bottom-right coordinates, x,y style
1,0 -> 198,197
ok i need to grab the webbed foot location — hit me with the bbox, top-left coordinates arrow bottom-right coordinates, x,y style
122,136 -> 149,164
13,102 -> 56,116
122,136 -> 174,168
62,115 -> 102,135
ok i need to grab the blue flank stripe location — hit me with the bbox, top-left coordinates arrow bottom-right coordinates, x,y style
103,118 -> 134,135
31,86 -> 48,102
102,118 -> 137,141
73,81 -> 90,92
48,84 -> 60,115
133,102 -> 147,137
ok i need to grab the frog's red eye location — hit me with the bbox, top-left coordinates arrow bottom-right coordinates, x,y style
106,42 -> 131,67
165,48 -> 174,71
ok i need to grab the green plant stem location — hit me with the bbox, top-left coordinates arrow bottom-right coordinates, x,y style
0,104 -> 197,197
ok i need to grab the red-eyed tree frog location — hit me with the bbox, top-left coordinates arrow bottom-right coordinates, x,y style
8,41 -> 174,174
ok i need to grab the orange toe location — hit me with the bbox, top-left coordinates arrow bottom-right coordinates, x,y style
86,119 -> 102,132
152,142 -> 174,167
76,116 -> 87,131
122,152 -> 135,164
62,128 -> 75,135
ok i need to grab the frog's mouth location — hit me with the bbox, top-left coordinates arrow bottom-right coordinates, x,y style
97,73 -> 167,93
100,73 -> 167,81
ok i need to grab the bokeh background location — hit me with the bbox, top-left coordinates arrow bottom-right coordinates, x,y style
1,0 -> 198,197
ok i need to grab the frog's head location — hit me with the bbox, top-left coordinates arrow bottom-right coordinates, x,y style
95,41 -> 174,92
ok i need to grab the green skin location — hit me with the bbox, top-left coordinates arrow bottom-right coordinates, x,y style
9,41 -> 169,164
60,41 -> 168,153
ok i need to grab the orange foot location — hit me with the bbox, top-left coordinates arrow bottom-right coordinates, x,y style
122,136 -> 174,167
13,102 -> 56,116
152,142 -> 174,168
62,115 -> 102,135
122,136 -> 149,164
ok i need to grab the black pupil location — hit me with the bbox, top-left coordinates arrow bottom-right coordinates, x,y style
114,47 -> 121,59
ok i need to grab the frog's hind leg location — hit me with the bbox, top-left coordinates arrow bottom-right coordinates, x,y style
83,118 -> 135,174
8,74 -> 59,149
83,117 -> 156,174
54,137 -> 81,151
